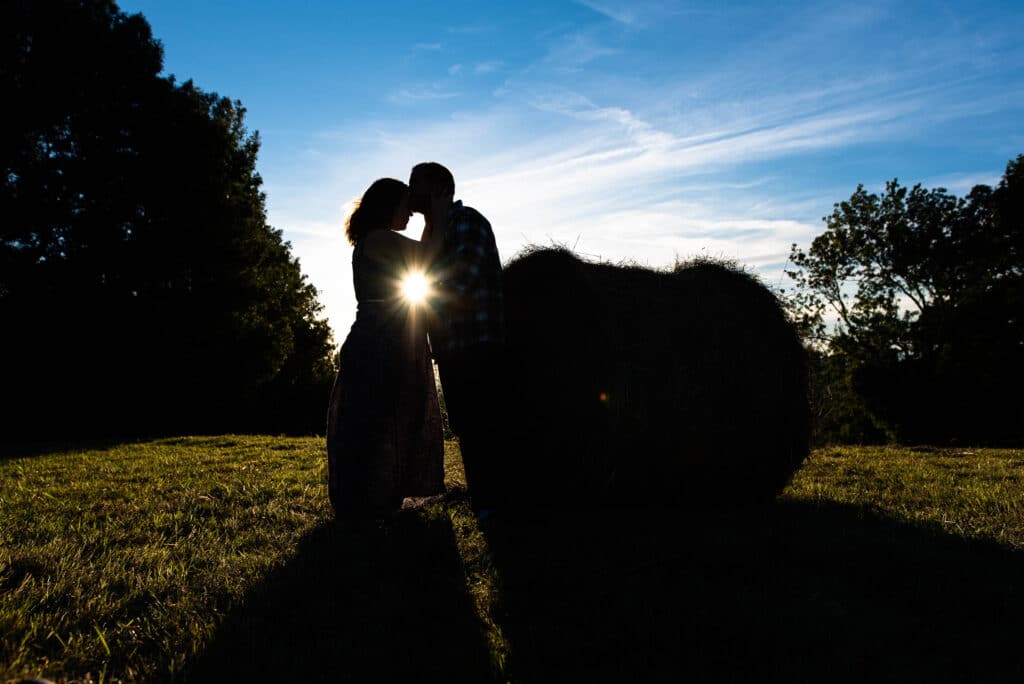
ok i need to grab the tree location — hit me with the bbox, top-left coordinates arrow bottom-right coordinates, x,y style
783,156 -> 1023,445
1,0 -> 336,437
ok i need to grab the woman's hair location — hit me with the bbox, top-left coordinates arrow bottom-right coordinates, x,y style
344,178 -> 408,246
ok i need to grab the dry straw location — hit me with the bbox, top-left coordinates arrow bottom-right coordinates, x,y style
499,247 -> 810,507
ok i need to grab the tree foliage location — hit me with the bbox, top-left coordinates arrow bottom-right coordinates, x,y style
1,0 -> 336,437
784,156 -> 1024,445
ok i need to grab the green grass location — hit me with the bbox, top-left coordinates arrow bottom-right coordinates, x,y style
785,445 -> 1024,548
1,439 -> 1022,682
1,436 -> 333,681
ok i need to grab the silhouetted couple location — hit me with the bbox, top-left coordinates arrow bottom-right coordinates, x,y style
326,162 -> 508,519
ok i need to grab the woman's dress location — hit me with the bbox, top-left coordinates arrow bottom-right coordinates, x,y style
326,240 -> 445,516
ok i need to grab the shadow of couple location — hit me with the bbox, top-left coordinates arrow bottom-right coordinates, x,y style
189,499 -> 1024,682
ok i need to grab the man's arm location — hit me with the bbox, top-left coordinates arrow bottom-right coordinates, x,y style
448,211 -> 494,289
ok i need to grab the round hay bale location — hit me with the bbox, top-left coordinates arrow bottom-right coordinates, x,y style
500,248 -> 616,503
500,247 -> 809,506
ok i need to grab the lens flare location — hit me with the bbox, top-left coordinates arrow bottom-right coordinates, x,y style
401,271 -> 430,304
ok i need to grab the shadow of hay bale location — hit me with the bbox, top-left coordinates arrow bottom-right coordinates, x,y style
476,502 -> 1024,682
501,247 -> 809,506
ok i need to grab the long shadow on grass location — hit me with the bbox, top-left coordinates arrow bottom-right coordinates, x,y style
480,501 -> 1024,683
189,510 -> 494,682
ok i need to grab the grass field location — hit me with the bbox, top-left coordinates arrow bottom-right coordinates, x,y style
1,438 -> 1022,682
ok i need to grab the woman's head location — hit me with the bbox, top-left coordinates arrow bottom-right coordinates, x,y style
344,178 -> 411,245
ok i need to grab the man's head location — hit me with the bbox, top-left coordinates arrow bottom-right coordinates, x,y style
408,162 -> 455,214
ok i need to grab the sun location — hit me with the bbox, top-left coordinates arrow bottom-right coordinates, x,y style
401,271 -> 431,304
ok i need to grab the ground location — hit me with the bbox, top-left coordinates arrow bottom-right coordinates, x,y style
1,438 -> 1022,682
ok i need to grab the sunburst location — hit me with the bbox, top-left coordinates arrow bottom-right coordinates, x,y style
401,271 -> 431,304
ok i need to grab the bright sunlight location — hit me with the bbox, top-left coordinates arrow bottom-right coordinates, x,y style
401,271 -> 430,304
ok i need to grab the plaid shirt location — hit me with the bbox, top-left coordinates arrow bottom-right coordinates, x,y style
432,200 -> 505,355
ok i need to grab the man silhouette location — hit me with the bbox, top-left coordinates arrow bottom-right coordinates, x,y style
408,162 -> 507,516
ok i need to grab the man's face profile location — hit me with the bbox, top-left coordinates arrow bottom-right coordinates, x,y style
408,173 -> 430,214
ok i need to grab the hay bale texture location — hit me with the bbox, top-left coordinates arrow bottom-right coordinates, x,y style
499,247 -> 810,506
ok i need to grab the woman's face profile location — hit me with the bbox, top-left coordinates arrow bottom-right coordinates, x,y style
390,192 -> 412,232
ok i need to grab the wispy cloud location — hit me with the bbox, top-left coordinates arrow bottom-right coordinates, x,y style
295,56 -> 1010,332
387,86 -> 461,104
413,42 -> 442,51
574,0 -> 713,29
290,80 -> 927,332
576,0 -> 639,26
919,172 -> 1002,195
447,24 -> 491,35
475,60 -> 503,74
543,32 -> 618,70
271,3 -> 1024,337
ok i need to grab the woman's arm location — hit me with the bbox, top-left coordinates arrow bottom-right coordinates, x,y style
361,230 -> 424,271
363,190 -> 449,275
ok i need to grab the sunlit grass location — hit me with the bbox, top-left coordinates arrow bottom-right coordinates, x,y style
0,436 -> 505,683
782,445 -> 1024,549
1,438 -> 1021,681
0,436 -> 331,682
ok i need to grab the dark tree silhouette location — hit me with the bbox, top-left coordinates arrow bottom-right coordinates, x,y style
784,155 -> 1024,445
1,0 -> 335,438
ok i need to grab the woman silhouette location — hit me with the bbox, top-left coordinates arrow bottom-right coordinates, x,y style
326,178 -> 446,517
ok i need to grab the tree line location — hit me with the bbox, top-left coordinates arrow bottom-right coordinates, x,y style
1,0 -> 336,438
783,155 -> 1023,446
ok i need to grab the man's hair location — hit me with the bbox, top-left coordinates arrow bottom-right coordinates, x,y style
411,162 -> 455,196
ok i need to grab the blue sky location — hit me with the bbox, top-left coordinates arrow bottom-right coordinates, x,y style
119,0 -> 1024,341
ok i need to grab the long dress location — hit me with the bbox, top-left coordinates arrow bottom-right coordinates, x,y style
326,240 -> 445,516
